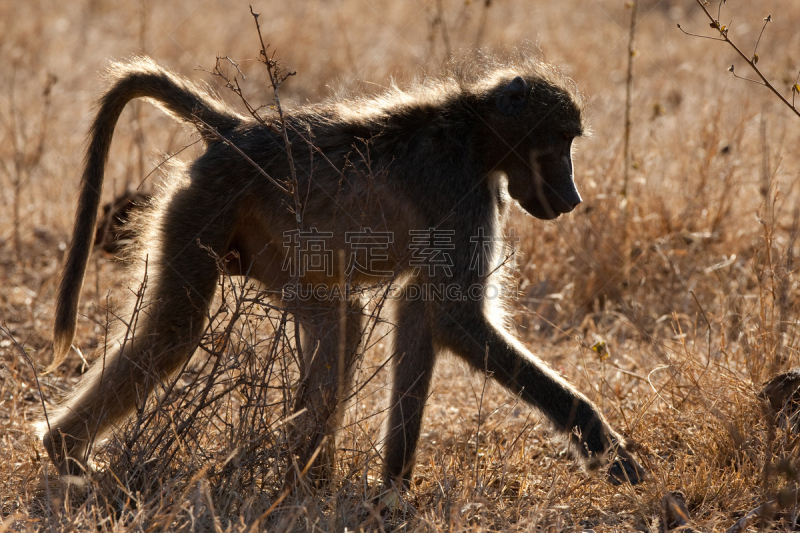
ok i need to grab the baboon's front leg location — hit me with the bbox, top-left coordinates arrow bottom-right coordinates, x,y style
382,296 -> 436,489
435,310 -> 645,484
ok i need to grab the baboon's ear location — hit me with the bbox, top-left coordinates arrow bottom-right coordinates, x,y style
496,76 -> 529,116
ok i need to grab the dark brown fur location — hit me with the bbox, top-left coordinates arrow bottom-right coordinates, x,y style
41,56 -> 645,488
93,191 -> 151,254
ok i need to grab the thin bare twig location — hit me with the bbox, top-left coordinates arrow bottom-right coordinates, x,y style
249,6 -> 303,229
0,324 -> 52,440
679,1 -> 800,119
136,138 -> 203,190
195,119 -> 289,195
474,344 -> 491,492
474,0 -> 491,47
0,71 -> 56,260
435,0 -> 452,58
752,15 -> 770,60
622,0 -> 638,199
726,500 -> 776,533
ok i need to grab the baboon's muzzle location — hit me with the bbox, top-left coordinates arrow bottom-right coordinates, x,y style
521,151 -> 581,220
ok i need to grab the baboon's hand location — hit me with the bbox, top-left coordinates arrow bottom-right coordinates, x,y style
607,447 -> 646,485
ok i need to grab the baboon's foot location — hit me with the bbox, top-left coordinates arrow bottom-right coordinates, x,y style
377,484 -> 408,515
284,430 -> 337,490
42,430 -> 89,477
304,439 -> 336,488
350,486 -> 414,531
607,448 -> 646,486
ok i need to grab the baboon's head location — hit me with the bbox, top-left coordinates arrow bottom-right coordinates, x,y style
488,74 -> 584,220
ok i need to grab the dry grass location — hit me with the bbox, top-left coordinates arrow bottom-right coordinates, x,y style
1,0 -> 800,531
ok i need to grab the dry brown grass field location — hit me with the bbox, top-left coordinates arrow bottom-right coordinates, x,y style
1,0 -> 800,531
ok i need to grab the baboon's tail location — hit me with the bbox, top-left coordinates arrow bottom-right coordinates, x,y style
51,57 -> 243,369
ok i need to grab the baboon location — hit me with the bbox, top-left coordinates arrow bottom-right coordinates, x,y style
41,56 -> 645,489
93,191 -> 151,253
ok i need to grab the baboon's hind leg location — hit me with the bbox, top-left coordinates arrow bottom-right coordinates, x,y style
382,296 -> 436,489
289,298 -> 364,484
43,185 -> 231,475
